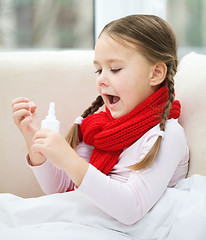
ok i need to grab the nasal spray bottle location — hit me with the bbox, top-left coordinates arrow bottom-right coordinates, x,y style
41,102 -> 60,132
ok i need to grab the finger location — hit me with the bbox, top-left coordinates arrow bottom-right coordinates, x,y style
12,102 -> 30,113
13,109 -> 31,122
28,101 -> 37,114
20,115 -> 33,126
11,97 -> 29,107
33,129 -> 49,140
31,143 -> 45,155
20,117 -> 39,133
33,138 -> 45,144
30,105 -> 37,114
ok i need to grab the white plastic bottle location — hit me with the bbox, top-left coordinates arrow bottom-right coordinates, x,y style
41,102 -> 60,132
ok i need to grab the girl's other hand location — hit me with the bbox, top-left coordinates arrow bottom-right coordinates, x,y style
12,97 -> 40,143
32,129 -> 72,169
32,129 -> 89,186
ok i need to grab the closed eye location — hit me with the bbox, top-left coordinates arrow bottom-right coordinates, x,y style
95,69 -> 102,74
111,68 -> 122,73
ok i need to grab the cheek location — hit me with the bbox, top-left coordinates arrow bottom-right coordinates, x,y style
96,80 -> 101,93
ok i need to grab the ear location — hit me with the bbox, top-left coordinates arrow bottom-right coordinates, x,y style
150,62 -> 167,86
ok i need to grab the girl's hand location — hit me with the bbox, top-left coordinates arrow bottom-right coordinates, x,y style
12,97 -> 40,143
32,129 -> 89,186
32,129 -> 73,169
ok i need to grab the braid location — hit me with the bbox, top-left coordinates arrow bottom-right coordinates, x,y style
66,95 -> 104,150
128,62 -> 177,171
81,95 -> 104,118
160,64 -> 175,131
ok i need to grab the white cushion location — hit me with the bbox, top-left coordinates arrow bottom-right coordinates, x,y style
175,52 -> 206,177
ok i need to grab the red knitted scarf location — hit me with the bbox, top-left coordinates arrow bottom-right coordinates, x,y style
79,85 -> 181,175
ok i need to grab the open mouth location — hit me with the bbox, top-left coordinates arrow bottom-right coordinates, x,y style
106,94 -> 120,105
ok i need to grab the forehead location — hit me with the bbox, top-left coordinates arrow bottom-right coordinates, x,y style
94,33 -> 138,64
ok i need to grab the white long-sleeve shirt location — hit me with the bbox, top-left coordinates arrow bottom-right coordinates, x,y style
28,119 -> 189,225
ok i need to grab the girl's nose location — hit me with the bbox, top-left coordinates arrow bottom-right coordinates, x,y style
97,72 -> 109,87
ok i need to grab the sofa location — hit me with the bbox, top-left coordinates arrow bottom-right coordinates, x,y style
0,50 -> 206,198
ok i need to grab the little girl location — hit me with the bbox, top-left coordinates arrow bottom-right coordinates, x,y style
12,15 -> 189,225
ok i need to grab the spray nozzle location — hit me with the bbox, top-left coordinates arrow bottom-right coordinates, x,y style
46,102 -> 56,120
41,102 -> 60,132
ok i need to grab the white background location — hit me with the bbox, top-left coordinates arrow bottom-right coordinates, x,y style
94,0 -> 167,40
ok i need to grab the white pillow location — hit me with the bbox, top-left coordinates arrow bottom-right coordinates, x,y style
175,52 -> 206,177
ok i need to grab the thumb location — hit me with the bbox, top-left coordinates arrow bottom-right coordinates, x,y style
28,101 -> 37,114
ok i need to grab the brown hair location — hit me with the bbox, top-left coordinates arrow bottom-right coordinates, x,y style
66,14 -> 178,170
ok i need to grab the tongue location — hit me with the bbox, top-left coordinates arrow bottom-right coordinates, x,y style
112,96 -> 120,104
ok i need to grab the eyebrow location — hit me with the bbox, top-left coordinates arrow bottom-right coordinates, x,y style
93,59 -> 125,65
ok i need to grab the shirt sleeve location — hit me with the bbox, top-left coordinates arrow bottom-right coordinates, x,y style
77,121 -> 189,225
27,142 -> 94,194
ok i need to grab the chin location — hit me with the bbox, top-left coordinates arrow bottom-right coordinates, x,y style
110,110 -> 124,119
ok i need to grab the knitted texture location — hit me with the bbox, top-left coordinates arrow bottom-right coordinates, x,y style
80,85 -> 181,175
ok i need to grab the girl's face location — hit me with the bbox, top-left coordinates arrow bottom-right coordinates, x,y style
94,33 -> 157,119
